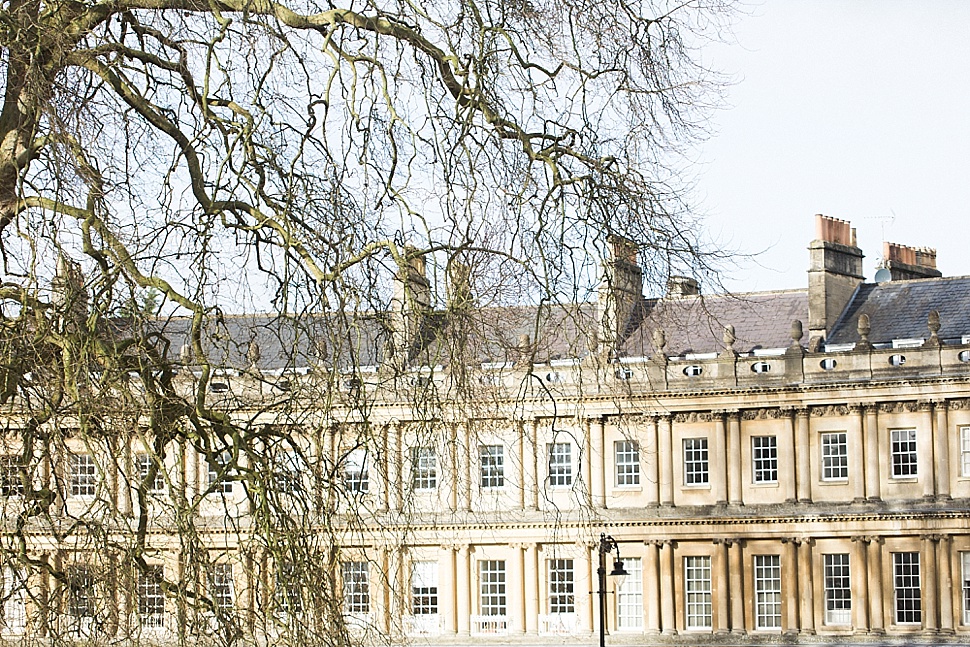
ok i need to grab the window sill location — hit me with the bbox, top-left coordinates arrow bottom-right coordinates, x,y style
818,479 -> 849,487
682,484 -> 711,490
612,486 -> 642,492
889,477 -> 918,483
750,482 -> 779,488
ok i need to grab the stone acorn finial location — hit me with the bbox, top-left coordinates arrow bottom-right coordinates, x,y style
179,343 -> 193,365
247,340 -> 261,368
652,328 -> 667,353
924,310 -> 942,348
791,319 -> 804,344
854,314 -> 873,351
723,325 -> 736,353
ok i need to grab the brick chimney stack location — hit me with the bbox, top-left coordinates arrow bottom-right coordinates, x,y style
807,214 -> 865,343
881,242 -> 942,280
597,234 -> 644,356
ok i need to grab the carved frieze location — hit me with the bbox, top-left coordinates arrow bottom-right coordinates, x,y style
672,412 -> 713,424
877,401 -> 921,414
740,408 -> 791,421
810,404 -> 850,417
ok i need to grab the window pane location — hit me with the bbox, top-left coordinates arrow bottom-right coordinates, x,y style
479,561 -> 506,616
683,438 -> 708,486
547,559 -> 574,614
615,440 -> 640,486
548,443 -> 572,487
893,552 -> 921,624
890,429 -> 918,478
344,448 -> 369,493
207,450 -> 234,494
754,555 -> 781,629
616,557 -> 642,629
412,561 -> 438,615
684,556 -> 712,629
412,447 -> 437,490
342,561 -> 370,615
820,433 -> 848,481
480,445 -> 505,488
70,454 -> 97,497
137,565 -> 164,628
208,564 -> 234,613
752,437 -> 778,484
823,554 -> 851,625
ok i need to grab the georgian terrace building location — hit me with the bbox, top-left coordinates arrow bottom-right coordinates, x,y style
4,214 -> 970,645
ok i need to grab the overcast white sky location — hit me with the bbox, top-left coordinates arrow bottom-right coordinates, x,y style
695,0 -> 970,293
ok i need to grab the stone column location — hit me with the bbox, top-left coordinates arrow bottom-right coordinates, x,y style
510,543 -> 526,634
457,545 -> 471,636
591,418 -> 606,508
26,552 -> 49,637
525,419 -> 539,510
849,406 -> 866,502
184,442 -> 199,503
388,422 -> 401,511
645,541 -> 661,634
440,546 -> 458,634
516,421 -> 527,510
729,540 -> 745,634
714,539 -> 730,634
658,416 -> 674,507
524,543 -> 539,634
118,451 -> 133,517
713,412 -> 728,505
922,535 -> 939,633
851,537 -> 869,633
458,423 -> 472,512
646,417 -> 660,506
780,408 -> 797,502
659,541 -> 677,635
867,537 -> 884,634
799,540 -> 815,634
728,411 -> 743,505
939,535 -> 954,634
918,401 -> 936,499
795,408 -> 811,503
934,401 -> 951,500
377,546 -> 392,633
864,405 -> 881,501
783,539 -> 799,633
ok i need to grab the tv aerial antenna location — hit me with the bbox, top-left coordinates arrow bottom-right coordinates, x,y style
862,211 -> 896,282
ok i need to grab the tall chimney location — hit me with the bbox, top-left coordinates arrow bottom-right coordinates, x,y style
390,247 -> 431,363
807,214 -> 864,342
597,234 -> 644,355
881,242 -> 942,281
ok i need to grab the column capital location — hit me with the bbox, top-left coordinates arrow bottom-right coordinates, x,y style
794,406 -> 810,418
850,535 -> 870,544
921,533 -> 943,543
932,399 -> 949,410
862,402 -> 880,413
780,537 -> 802,546
917,399 -> 934,412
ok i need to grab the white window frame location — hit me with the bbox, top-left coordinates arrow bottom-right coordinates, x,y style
135,453 -> 166,492
1,567 -> 25,634
684,555 -> 712,630
683,438 -> 709,486
751,436 -> 778,484
547,559 -> 574,614
615,440 -> 640,486
411,561 -> 438,616
70,454 -> 98,497
0,457 -> 23,497
137,565 -> 165,629
961,552 -> 970,626
547,443 -> 572,487
411,447 -> 437,490
208,563 -> 234,613
479,560 -> 506,616
343,448 -> 369,493
820,432 -> 848,481
342,561 -> 370,615
67,566 -> 96,622
893,552 -> 921,625
890,429 -> 918,478
207,450 -> 233,494
961,427 -> 970,478
479,445 -> 505,488
276,563 -> 302,615
753,555 -> 781,630
823,553 -> 851,625
616,557 -> 642,630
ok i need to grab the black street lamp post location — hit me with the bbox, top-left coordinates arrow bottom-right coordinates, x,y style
596,533 -> 628,647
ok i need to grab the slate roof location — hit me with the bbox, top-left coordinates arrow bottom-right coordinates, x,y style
621,290 -> 808,357
826,275 -> 970,345
133,276 -> 970,371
